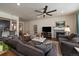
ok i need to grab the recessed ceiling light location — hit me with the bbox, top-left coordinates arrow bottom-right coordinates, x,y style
17,3 -> 20,6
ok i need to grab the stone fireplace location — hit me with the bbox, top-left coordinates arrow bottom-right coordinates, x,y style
53,27 -> 65,38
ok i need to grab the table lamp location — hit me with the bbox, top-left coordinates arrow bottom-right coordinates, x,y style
64,25 -> 70,35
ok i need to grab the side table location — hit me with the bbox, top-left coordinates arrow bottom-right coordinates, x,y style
0,50 -> 16,56
0,51 -> 7,56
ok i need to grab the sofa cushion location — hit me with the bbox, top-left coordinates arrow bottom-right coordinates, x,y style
72,37 -> 79,43
24,36 -> 31,42
19,36 -> 31,43
6,39 -> 19,48
5,36 -> 20,48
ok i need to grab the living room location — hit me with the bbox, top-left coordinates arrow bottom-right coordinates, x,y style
0,3 -> 79,56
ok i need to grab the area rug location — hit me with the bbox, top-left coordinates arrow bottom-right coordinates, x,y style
51,40 -> 62,56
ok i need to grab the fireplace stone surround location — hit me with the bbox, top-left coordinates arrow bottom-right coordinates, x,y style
53,27 -> 65,39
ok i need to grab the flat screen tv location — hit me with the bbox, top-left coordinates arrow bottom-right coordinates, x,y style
42,27 -> 51,32
0,20 -> 10,30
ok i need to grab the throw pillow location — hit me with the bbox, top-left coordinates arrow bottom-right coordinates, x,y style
67,33 -> 76,40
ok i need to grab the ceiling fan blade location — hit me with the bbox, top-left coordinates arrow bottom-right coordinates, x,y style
37,14 -> 43,16
43,5 -> 48,13
35,10 -> 42,13
46,13 -> 52,16
47,9 -> 57,13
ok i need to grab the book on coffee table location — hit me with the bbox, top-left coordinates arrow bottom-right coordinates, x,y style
32,37 -> 46,43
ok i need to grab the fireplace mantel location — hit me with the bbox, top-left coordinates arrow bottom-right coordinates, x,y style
53,27 -> 65,31
53,27 -> 65,38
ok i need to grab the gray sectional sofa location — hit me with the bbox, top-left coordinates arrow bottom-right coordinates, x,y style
59,33 -> 79,56
0,35 -> 56,56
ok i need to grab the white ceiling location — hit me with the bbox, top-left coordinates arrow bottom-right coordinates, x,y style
0,3 -> 79,20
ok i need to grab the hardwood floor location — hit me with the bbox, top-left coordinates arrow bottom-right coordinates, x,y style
44,38 -> 62,56
47,38 -> 62,55
50,40 -> 62,56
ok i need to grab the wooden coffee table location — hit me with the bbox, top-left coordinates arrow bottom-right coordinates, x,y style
0,50 -> 16,56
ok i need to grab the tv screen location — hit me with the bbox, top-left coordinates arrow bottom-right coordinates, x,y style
42,27 -> 51,32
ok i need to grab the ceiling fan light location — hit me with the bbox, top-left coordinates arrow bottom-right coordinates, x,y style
35,5 -> 56,18
43,13 -> 46,15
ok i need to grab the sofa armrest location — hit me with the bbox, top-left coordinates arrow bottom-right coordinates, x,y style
61,41 -> 79,47
10,49 -> 24,56
60,41 -> 79,56
16,42 -> 44,56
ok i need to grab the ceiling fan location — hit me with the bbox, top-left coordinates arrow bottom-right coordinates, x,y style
35,5 -> 57,18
